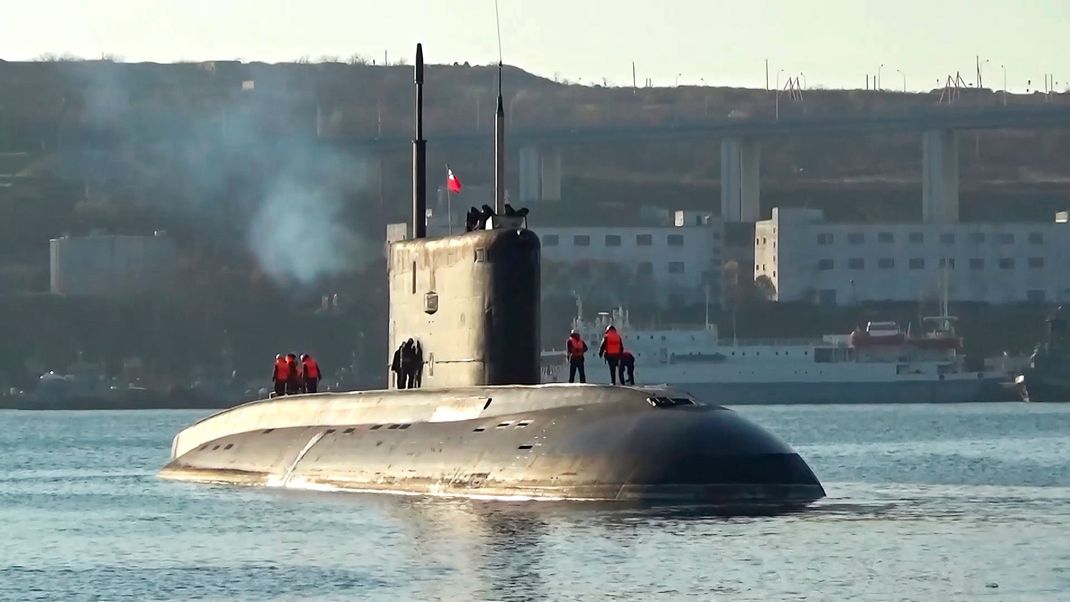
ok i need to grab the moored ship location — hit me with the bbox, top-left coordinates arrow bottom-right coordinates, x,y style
543,308 -> 1006,404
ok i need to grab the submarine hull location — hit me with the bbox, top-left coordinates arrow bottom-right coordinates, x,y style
160,385 -> 824,508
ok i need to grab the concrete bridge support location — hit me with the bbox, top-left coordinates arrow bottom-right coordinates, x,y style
721,137 -> 761,222
518,145 -> 562,202
922,129 -> 960,223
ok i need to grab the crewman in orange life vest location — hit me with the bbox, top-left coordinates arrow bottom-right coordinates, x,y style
272,354 -> 290,397
599,325 -> 624,385
565,329 -> 588,383
301,353 -> 321,394
285,353 -> 301,395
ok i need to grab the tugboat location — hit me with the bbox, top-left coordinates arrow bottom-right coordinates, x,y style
158,44 -> 824,509
1015,306 -> 1070,402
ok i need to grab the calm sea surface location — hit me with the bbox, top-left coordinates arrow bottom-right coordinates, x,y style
2,404 -> 1069,601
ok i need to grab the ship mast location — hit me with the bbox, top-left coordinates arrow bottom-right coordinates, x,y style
493,0 -> 506,214
412,44 -> 427,239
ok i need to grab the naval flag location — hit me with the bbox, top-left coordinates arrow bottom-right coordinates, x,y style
447,167 -> 463,194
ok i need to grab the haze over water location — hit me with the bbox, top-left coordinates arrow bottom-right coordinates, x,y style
2,404 -> 1069,600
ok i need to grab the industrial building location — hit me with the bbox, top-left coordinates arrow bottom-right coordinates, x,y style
754,208 -> 1070,305
50,232 -> 178,297
538,210 -> 723,306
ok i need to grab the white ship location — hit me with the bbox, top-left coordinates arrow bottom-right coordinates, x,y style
542,307 -> 1006,404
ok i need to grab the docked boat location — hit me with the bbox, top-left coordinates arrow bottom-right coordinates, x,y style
1015,306 -> 1070,402
543,308 -> 1006,404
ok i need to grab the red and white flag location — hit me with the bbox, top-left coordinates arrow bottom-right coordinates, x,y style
447,167 -> 463,194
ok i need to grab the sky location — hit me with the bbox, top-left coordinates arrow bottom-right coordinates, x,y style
3,0 -> 1070,92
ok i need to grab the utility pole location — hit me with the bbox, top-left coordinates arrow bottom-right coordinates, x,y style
632,61 -> 637,92
765,59 -> 769,90
1001,65 -> 1007,105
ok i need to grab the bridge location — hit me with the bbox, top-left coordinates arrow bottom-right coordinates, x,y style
344,104 -> 1070,225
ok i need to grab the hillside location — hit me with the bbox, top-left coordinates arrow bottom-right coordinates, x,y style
0,58 -> 1067,387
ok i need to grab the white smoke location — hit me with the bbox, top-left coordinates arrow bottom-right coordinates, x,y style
246,153 -> 373,287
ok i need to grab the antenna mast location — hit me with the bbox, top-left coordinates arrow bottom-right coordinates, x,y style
493,0 -> 506,214
412,44 -> 427,239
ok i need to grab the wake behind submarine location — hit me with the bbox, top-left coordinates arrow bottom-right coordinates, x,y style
159,44 -> 825,509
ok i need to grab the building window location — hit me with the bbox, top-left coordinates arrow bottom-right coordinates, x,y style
543,234 -> 559,246
847,232 -> 865,245
999,232 -> 1015,244
878,232 -> 894,243
1029,232 -> 1044,244
969,232 -> 985,244
999,258 -> 1015,269
817,259 -> 834,270
668,261 -> 685,274
939,257 -> 956,269
940,233 -> 955,245
909,258 -> 925,269
909,232 -> 924,243
969,258 -> 985,270
817,233 -> 834,245
667,234 -> 684,246
574,235 -> 590,246
878,257 -> 895,269
637,262 -> 653,275
636,234 -> 652,246
605,234 -> 622,247
1028,257 -> 1045,268
1027,290 -> 1046,303
848,258 -> 864,270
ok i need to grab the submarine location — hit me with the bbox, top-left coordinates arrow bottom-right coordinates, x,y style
159,44 -> 825,509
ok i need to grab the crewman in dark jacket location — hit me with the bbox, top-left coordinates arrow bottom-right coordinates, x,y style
618,349 -> 636,386
400,338 -> 417,389
566,330 -> 588,383
390,346 -> 404,389
598,325 -> 624,385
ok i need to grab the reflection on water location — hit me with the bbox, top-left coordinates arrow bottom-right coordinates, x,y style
2,405 -> 1070,600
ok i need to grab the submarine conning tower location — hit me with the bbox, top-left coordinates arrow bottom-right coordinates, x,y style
388,43 -> 541,388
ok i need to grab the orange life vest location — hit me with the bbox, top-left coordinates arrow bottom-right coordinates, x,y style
274,358 -> 290,381
566,336 -> 586,359
302,357 -> 321,379
603,330 -> 623,355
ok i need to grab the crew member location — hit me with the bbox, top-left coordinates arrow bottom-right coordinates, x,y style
400,338 -> 417,389
285,353 -> 301,395
413,341 -> 424,388
618,349 -> 636,386
301,353 -> 321,394
566,329 -> 588,383
272,354 -> 289,397
391,345 -> 403,389
599,325 -> 624,385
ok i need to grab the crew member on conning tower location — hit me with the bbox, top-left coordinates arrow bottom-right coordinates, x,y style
599,325 -> 624,385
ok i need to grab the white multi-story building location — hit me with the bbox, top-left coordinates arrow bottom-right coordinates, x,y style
537,211 -> 723,306
755,207 -> 1070,305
